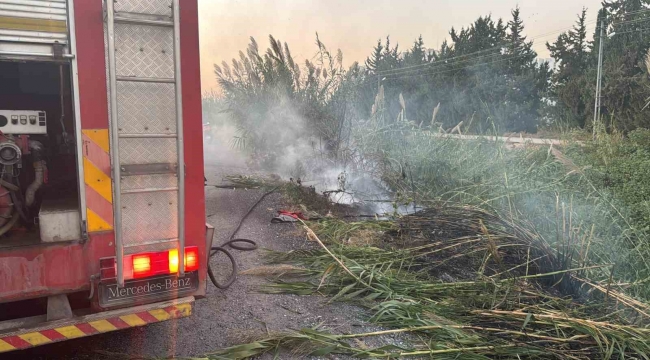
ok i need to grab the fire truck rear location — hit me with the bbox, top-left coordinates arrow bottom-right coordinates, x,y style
0,0 -> 208,353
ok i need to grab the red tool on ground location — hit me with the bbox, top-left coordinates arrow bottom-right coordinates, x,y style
271,210 -> 308,223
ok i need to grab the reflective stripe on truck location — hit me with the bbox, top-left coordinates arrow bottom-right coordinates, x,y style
81,129 -> 114,232
0,296 -> 193,354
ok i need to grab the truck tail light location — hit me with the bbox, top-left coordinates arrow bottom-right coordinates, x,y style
169,249 -> 180,274
168,247 -> 199,273
185,247 -> 199,272
99,246 -> 200,281
132,254 -> 152,278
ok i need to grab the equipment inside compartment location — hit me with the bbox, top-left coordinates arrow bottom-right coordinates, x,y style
0,61 -> 80,247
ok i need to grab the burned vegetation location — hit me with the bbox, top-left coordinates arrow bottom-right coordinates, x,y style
207,201 -> 650,359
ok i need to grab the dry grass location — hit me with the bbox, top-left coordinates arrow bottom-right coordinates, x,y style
209,205 -> 650,359
344,229 -> 384,247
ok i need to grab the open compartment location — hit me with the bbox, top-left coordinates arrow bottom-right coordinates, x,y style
0,60 -> 81,248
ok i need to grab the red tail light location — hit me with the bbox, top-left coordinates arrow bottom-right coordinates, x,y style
132,254 -> 152,278
100,246 -> 200,281
185,247 -> 199,272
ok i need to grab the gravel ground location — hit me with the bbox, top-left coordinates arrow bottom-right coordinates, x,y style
2,156 -> 412,360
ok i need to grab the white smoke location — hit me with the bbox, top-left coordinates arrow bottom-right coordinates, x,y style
202,94 -> 403,213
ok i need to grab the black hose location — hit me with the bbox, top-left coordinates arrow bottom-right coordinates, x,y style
207,187 -> 278,289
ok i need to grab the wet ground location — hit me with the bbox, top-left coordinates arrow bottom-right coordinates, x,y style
2,157 -> 380,360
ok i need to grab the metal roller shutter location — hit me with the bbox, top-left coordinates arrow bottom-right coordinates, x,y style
0,0 -> 69,60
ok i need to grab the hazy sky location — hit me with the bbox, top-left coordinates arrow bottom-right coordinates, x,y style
198,0 -> 603,92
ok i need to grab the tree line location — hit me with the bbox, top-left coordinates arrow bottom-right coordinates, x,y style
214,0 -> 650,156
358,0 -> 650,133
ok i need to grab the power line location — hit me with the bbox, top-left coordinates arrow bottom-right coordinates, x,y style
608,27 -> 650,36
377,38 -> 564,79
349,13 -> 650,90
352,51 -> 542,90
385,52 -> 542,81
369,18 -> 646,83
350,24 -> 650,90
614,7 -> 650,19
354,52 -> 509,88
376,22 -> 598,77
383,51 -> 515,79
351,40 -> 554,88
612,16 -> 650,27
378,46 -> 504,76
375,8 -> 650,78
381,40 -> 558,79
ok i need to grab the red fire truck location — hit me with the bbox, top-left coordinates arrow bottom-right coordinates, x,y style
0,0 -> 209,353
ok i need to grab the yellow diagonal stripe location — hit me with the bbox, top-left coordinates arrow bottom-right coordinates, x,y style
83,158 -> 112,203
0,16 -> 67,33
18,332 -> 52,346
174,303 -> 192,317
55,326 -> 85,339
120,314 -> 146,327
148,309 -> 171,321
82,129 -> 110,153
0,339 -> 15,353
88,319 -> 117,333
87,208 -> 113,232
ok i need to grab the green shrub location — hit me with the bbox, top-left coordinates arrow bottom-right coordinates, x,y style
576,129 -> 650,230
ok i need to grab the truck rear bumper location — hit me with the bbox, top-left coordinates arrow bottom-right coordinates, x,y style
0,296 -> 194,354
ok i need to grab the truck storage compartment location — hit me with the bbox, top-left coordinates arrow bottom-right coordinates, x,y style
0,60 -> 81,248
0,0 -> 70,59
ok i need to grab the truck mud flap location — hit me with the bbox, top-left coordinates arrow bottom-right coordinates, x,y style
0,296 -> 193,354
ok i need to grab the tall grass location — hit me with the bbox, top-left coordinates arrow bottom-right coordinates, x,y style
346,113 -> 650,302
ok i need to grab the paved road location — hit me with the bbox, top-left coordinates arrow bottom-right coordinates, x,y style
1,161 -> 368,359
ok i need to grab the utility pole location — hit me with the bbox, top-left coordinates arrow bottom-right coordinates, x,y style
593,19 -> 605,140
